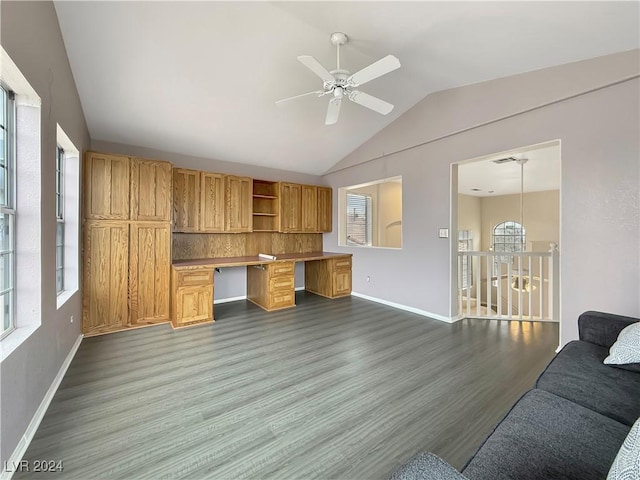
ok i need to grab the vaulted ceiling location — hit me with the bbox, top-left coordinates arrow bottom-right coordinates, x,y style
54,1 -> 639,175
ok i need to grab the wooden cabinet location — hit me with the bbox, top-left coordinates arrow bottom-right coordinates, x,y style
317,187 -> 332,233
301,185 -> 318,233
201,172 -> 225,232
280,183 -> 302,233
170,268 -> 214,327
252,180 -> 280,232
305,256 -> 352,298
85,152 -> 130,220
225,175 -> 252,232
247,261 -> 295,311
173,168 -> 201,232
129,222 -> 171,325
82,221 -> 129,334
130,159 -> 172,221
83,152 -> 172,336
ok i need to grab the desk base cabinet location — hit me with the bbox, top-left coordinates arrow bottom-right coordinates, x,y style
247,261 -> 295,311
305,257 -> 352,298
170,268 -> 214,327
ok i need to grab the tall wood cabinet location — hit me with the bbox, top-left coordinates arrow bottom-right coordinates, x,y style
317,187 -> 332,233
225,175 -> 252,232
280,182 -> 302,233
83,152 -> 172,336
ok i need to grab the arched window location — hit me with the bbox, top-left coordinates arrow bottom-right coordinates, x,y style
493,221 -> 525,276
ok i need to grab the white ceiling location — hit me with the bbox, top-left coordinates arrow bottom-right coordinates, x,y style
458,143 -> 560,197
54,2 -> 639,175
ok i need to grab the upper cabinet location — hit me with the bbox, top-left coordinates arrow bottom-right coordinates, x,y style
130,158 -> 172,221
225,175 -> 253,232
280,183 -> 332,233
301,185 -> 318,233
317,187 -> 332,233
280,182 -> 302,233
173,168 -> 201,232
201,172 -> 225,232
85,152 -> 130,220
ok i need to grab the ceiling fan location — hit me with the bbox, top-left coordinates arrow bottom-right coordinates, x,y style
276,32 -> 401,125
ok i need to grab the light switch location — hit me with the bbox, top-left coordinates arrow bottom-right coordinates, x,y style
438,228 -> 449,238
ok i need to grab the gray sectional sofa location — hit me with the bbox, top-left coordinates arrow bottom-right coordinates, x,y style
390,311 -> 640,480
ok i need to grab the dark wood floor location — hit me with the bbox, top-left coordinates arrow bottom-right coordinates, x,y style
17,292 -> 558,479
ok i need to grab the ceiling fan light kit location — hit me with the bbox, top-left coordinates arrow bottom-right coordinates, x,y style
276,32 -> 401,125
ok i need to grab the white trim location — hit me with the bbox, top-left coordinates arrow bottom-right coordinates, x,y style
56,288 -> 78,310
351,292 -> 457,323
0,334 -> 82,480
214,295 -> 246,305
295,286 -> 305,291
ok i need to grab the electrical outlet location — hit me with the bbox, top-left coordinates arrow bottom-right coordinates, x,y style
70,315 -> 74,323
366,276 -> 371,283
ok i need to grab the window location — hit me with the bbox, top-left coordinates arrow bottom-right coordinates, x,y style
0,84 -> 16,339
346,193 -> 372,246
458,230 -> 473,290
492,221 -> 526,276
55,125 -> 80,308
339,176 -> 402,248
56,146 -> 64,294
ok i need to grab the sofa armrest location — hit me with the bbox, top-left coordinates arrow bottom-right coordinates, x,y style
389,453 -> 469,480
578,311 -> 639,348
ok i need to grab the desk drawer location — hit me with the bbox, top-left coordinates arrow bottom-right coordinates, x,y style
177,270 -> 213,287
270,291 -> 294,309
333,257 -> 351,270
269,262 -> 295,277
270,276 -> 294,292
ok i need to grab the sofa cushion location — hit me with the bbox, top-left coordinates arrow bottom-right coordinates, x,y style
604,322 -> 640,372
607,416 -> 640,480
389,452 -> 468,480
536,340 -> 640,426
462,389 -> 629,480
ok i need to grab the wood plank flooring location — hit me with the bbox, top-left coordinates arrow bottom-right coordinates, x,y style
15,292 -> 558,479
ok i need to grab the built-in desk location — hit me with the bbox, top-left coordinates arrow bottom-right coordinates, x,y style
170,252 -> 352,328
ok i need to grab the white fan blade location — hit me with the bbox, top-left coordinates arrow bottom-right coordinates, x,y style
297,55 -> 335,83
276,90 -> 323,106
347,55 -> 401,87
349,91 -> 394,115
325,98 -> 342,125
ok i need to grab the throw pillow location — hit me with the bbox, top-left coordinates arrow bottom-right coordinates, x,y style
607,416 -> 640,480
604,322 -> 640,366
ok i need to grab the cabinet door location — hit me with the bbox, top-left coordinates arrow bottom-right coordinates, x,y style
225,175 -> 252,232
175,286 -> 213,325
280,182 -> 302,233
201,172 -> 225,232
301,185 -> 318,233
317,187 -> 332,233
84,152 -> 130,220
130,158 -> 172,221
173,168 -> 200,232
129,222 -> 171,324
82,221 -> 129,334
333,270 -> 352,297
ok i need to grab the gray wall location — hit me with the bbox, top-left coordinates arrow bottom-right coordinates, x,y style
0,1 -> 90,466
323,50 -> 640,347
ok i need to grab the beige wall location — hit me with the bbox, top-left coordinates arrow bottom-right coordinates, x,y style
458,194 -> 482,249
480,190 -> 559,251
347,181 -> 402,248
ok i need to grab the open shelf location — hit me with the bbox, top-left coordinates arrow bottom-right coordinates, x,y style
252,180 -> 280,232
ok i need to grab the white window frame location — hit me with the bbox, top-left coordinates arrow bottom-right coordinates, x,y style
345,192 -> 373,246
55,124 -> 80,309
492,221 -> 526,278
56,145 -> 64,294
0,83 -> 16,340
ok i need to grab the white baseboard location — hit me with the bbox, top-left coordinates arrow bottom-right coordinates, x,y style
214,287 -> 305,305
1,334 -> 83,480
351,292 -> 456,323
214,295 -> 246,304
